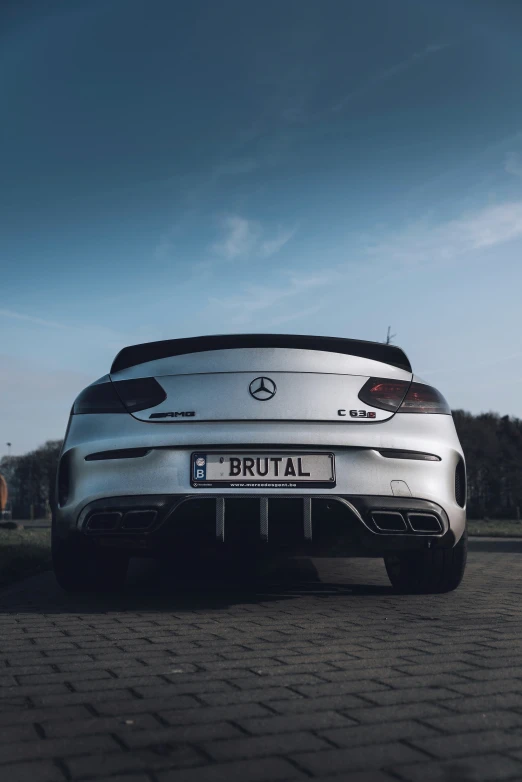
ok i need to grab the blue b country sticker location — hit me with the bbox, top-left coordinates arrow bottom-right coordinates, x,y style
193,455 -> 206,481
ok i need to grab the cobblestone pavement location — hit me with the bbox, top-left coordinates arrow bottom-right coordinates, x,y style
0,550 -> 521,782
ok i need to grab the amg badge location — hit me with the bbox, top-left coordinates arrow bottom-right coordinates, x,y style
149,411 -> 196,419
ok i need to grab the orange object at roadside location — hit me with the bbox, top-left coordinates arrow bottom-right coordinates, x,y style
0,473 -> 7,511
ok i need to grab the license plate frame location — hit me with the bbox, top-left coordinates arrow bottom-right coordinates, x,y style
191,451 -> 336,489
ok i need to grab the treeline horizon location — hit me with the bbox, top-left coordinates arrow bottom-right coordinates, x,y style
1,409 -> 522,520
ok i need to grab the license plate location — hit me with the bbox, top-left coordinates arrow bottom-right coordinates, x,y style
191,452 -> 335,488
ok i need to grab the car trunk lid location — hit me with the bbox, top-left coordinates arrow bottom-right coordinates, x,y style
110,342 -> 413,423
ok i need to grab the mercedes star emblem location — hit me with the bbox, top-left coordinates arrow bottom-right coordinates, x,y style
249,376 -> 277,401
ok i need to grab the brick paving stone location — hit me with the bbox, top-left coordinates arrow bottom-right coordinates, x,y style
0,760 -> 67,782
117,723 -> 243,749
395,662 -> 480,676
0,683 -> 71,699
29,689 -> 137,708
391,753 -> 522,781
159,702 -> 274,725
65,746 -> 202,778
0,696 -> 31,712
16,669 -> 113,686
293,741 -> 428,775
293,680 -> 392,697
409,728 -> 522,759
421,709 -> 522,733
93,776 -> 151,782
126,720 -> 244,744
230,672 -> 328,689
366,673 -> 473,690
237,709 -> 356,735
130,679 -> 233,699
315,775 -> 397,782
445,679 -> 522,696
465,664 -> 522,682
204,729 -> 331,760
0,734 -> 119,765
1,664 -> 55,676
441,692 -> 522,713
317,719 -> 440,748
41,712 -> 160,738
156,757 -> 306,781
0,552 -> 521,781
0,704 -> 92,727
360,686 -> 459,706
267,693 -> 373,714
343,701 -> 454,724
199,685 -> 305,706
0,722 -> 41,743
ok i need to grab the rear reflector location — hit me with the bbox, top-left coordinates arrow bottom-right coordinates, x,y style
57,450 -> 72,506
85,448 -> 150,462
378,449 -> 440,461
455,458 -> 466,507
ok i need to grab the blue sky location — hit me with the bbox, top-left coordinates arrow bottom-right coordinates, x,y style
2,0 -> 522,453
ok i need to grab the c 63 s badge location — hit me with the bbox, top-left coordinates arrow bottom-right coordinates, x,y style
338,409 -> 377,418
149,411 -> 196,419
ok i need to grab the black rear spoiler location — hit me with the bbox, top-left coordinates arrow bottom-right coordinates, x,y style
111,333 -> 412,373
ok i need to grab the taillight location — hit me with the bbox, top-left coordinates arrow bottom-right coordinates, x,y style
358,378 -> 410,411
72,376 -> 166,414
398,383 -> 450,414
112,378 -> 167,412
72,378 -> 126,414
358,377 -> 451,414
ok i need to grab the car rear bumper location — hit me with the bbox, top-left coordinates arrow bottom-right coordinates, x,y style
56,416 -> 466,553
54,491 -> 463,557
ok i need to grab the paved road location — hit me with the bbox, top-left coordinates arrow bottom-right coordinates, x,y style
0,550 -> 521,782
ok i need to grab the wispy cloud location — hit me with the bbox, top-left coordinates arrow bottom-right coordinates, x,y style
208,198 -> 522,326
212,158 -> 260,177
211,215 -> 296,261
505,152 -> 522,178
212,215 -> 261,260
270,301 -> 326,326
209,272 -> 338,325
380,43 -> 449,80
154,156 -> 262,261
0,307 -> 138,355
367,200 -> 522,269
333,43 -> 449,112
259,226 -> 297,258
0,308 -> 68,329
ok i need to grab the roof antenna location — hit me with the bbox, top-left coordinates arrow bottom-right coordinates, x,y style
385,326 -> 396,345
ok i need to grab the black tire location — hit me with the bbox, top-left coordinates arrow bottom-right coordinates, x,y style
384,531 -> 467,594
52,535 -> 129,592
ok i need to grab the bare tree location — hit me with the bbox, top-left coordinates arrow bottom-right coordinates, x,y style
0,440 -> 62,519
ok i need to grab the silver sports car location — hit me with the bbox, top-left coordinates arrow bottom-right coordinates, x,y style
53,334 -> 467,593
